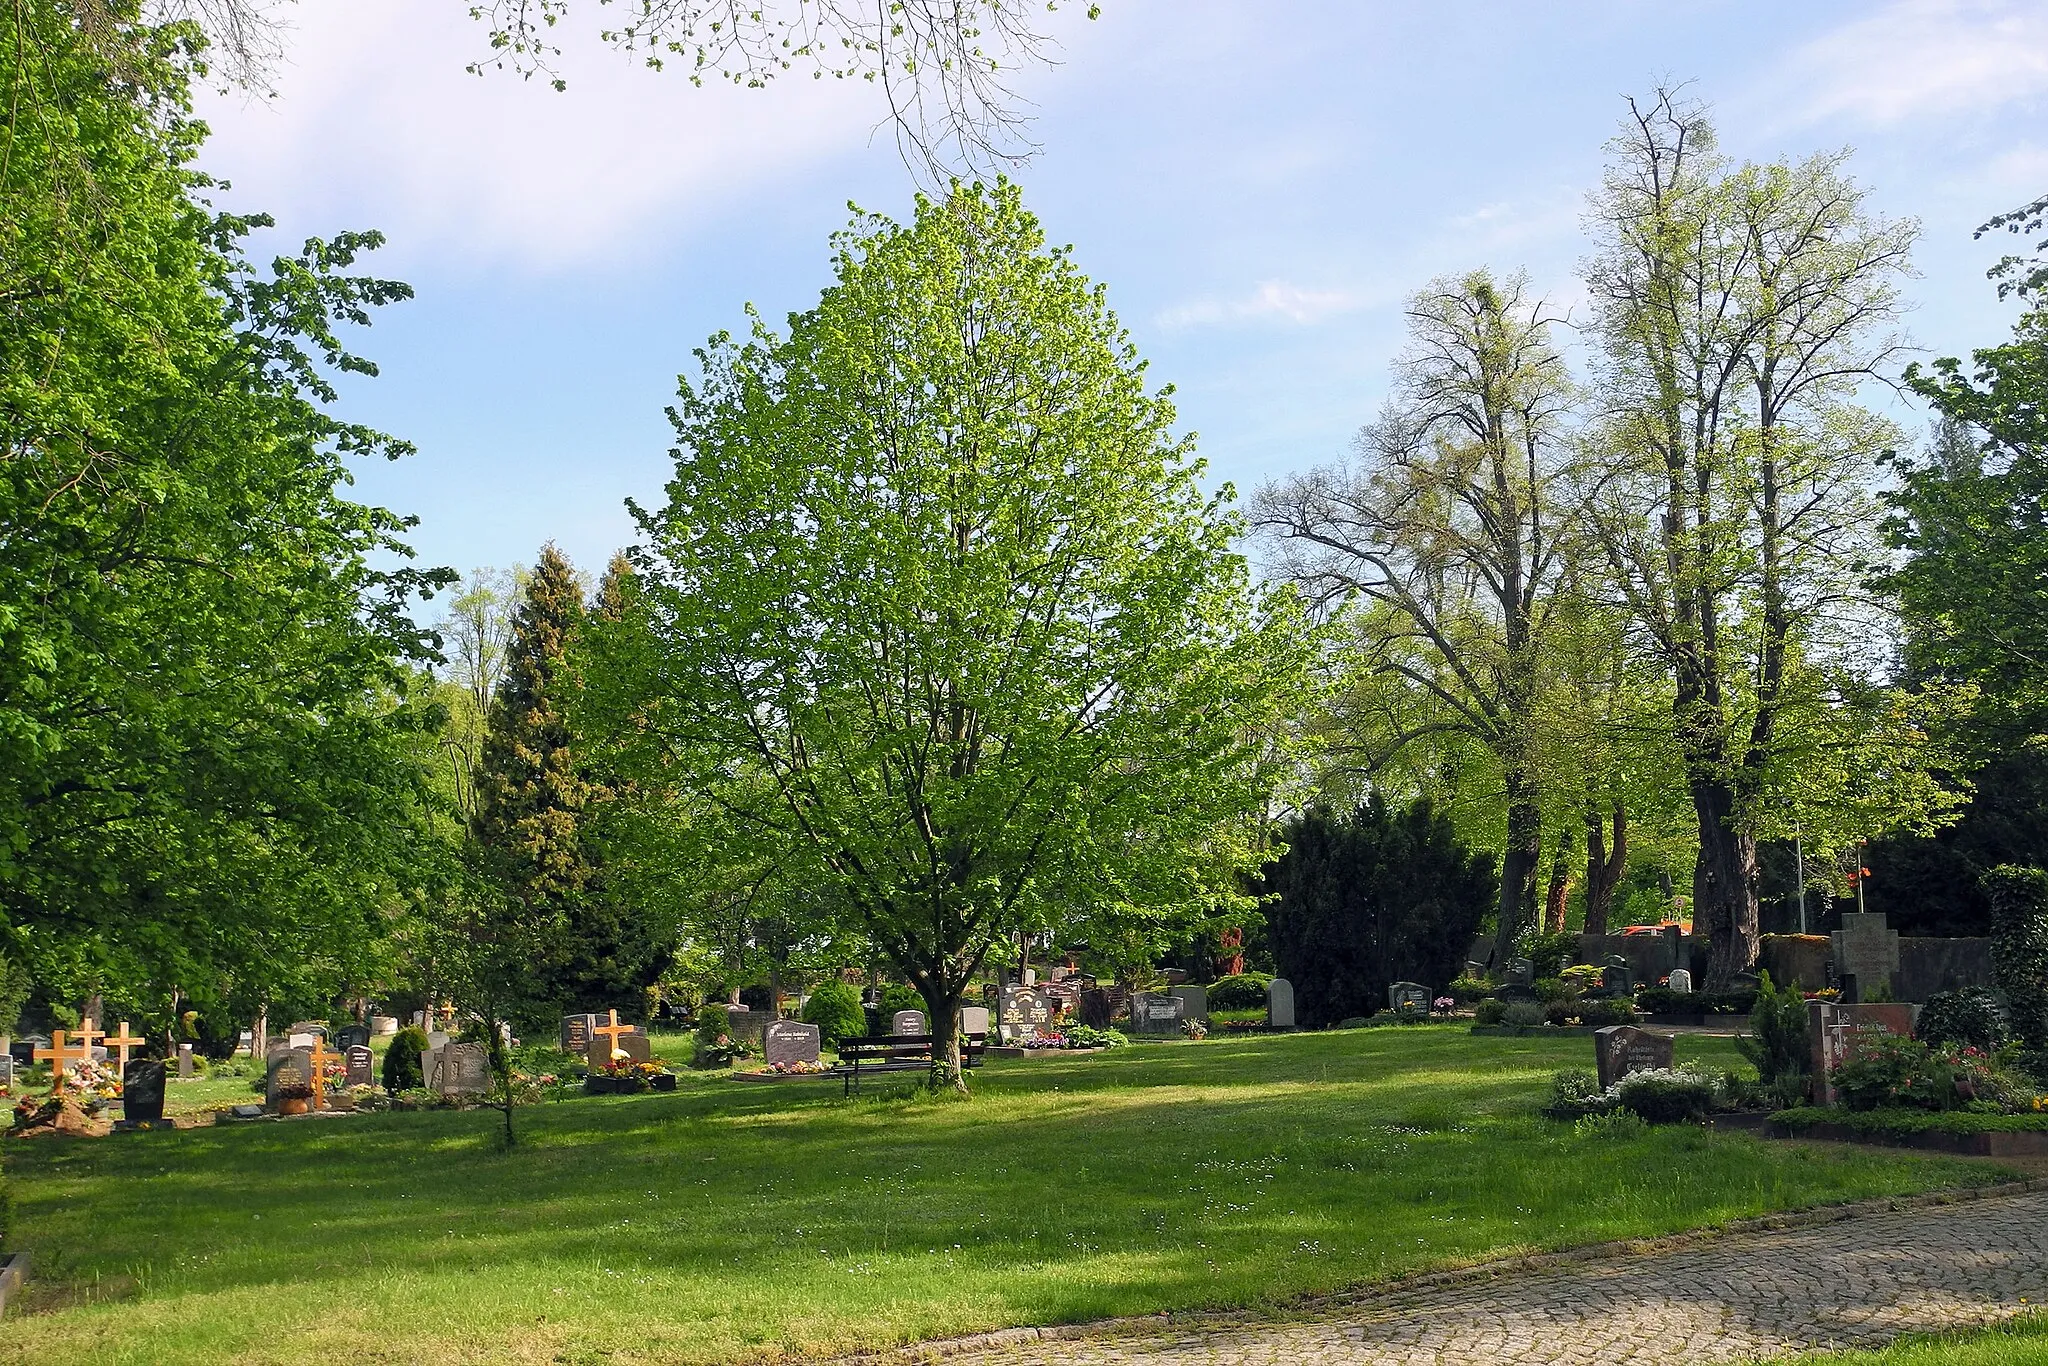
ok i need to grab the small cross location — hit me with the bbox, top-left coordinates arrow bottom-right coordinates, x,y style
303,1039 -> 345,1110
591,1009 -> 633,1061
103,1020 -> 146,1072
74,1015 -> 106,1057
33,1031 -> 93,1094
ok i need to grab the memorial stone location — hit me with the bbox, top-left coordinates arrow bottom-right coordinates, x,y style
1809,1000 -> 1920,1106
1267,977 -> 1296,1029
345,1044 -> 375,1088
1501,958 -> 1537,1000
334,1024 -> 372,1051
1832,913 -> 1902,1001
1078,988 -> 1112,1029
560,1013 -> 598,1054
1593,1026 -> 1675,1090
1168,985 -> 1209,1022
958,1005 -> 991,1038
1600,957 -> 1634,998
1130,993 -> 1184,1033
1388,981 -> 1430,1016
122,1058 -> 167,1123
438,1041 -> 492,1095
763,1020 -> 822,1068
370,1015 -> 400,1036
890,1010 -> 927,1037
1665,968 -> 1693,994
264,1048 -> 313,1110
177,1043 -> 194,1079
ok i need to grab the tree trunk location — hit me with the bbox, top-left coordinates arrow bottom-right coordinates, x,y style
1583,802 -> 1627,936
1544,824 -> 1574,933
484,997 -> 516,1149
1694,777 -> 1760,990
1492,776 -> 1542,966
917,979 -> 967,1092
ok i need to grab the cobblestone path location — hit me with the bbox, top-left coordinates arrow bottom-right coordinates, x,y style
929,1187 -> 2048,1365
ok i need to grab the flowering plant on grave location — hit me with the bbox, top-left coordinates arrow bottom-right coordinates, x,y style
758,1059 -> 829,1075
1433,996 -> 1456,1016
1179,1017 -> 1208,1040
64,1059 -> 122,1102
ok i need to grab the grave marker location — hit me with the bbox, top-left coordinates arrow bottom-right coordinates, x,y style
560,1013 -> 598,1054
1599,957 -> 1634,998
959,1005 -> 991,1038
590,1009 -> 634,1062
441,1042 -> 492,1095
1665,968 -> 1693,994
345,1044 -> 375,1088
33,1031 -> 92,1095
763,1020 -> 822,1067
890,1009 -> 926,1037
1501,958 -> 1537,999
177,1044 -> 195,1079
1831,913 -> 1902,1001
334,1024 -> 372,1051
1267,978 -> 1296,1029
103,1020 -> 146,1072
265,1049 -> 313,1111
304,1038 -> 346,1110
1130,993 -> 1184,1033
1168,985 -> 1209,1022
1809,1000 -> 1919,1106
1387,981 -> 1430,1017
122,1058 -> 167,1124
1593,1026 -> 1675,1090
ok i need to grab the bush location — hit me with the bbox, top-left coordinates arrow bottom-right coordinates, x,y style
1446,975 -> 1489,1004
695,1003 -> 730,1042
1207,973 -> 1274,1012
1541,999 -> 1574,1026
1472,999 -> 1507,1026
1533,977 -> 1570,1004
1612,1067 -> 1716,1123
1736,970 -> 1810,1086
1549,1068 -> 1601,1109
801,981 -> 866,1046
1831,1033 -> 1955,1111
1918,987 -> 2012,1053
1987,865 -> 2048,1047
1577,998 -> 1637,1028
1521,931 -> 1579,979
1574,1109 -> 1649,1140
1500,1001 -> 1545,1030
382,1026 -> 427,1093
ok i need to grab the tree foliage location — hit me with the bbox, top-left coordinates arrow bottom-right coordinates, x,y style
585,183 -> 1307,1083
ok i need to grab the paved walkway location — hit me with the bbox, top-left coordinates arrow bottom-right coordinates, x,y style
923,1187 -> 2048,1366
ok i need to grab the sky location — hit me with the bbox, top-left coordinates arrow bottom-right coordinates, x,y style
187,0 -> 2048,600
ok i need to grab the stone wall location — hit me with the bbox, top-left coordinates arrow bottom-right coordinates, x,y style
1897,937 -> 1993,1003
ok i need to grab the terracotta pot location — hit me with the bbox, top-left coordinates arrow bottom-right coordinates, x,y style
279,1097 -> 310,1116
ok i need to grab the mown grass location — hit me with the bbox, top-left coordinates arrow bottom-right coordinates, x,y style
1793,1313 -> 2048,1363
0,1027 -> 2014,1365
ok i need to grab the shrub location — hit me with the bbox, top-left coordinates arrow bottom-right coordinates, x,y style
1207,973 -> 1275,1012
1521,930 -> 1579,979
1612,1067 -> 1716,1123
1541,999 -> 1574,1026
1533,977 -> 1570,1004
1472,999 -> 1508,1026
1500,1001 -> 1545,1030
801,981 -> 866,1046
1634,987 -> 1692,1015
1987,865 -> 2048,1047
1577,998 -> 1637,1028
382,1026 -> 427,1093
1831,1033 -> 1955,1111
1560,964 -> 1603,992
1446,975 -> 1489,1004
1736,970 -> 1809,1086
694,1003 -> 730,1044
1918,987 -> 2012,1053
1550,1068 -> 1601,1108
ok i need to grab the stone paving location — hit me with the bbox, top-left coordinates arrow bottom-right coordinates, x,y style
926,1188 -> 2048,1365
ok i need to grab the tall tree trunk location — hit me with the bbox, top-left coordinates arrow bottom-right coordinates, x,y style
1694,777 -> 1759,989
1493,773 -> 1542,966
1583,801 -> 1627,936
1544,824 -> 1574,933
916,976 -> 967,1092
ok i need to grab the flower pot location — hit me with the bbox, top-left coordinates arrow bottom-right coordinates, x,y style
279,1097 -> 310,1116
651,1073 -> 677,1092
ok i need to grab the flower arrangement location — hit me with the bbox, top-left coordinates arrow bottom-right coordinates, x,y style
64,1059 -> 123,1104
586,1058 -> 678,1094
1433,996 -> 1457,1017
1180,1017 -> 1209,1040
755,1059 -> 829,1076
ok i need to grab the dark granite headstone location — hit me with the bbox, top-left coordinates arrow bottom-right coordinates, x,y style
763,1020 -> 822,1067
1388,981 -> 1430,1016
1810,1001 -> 1919,1106
1599,958 -> 1633,998
1499,957 -> 1538,1001
122,1058 -> 167,1122
264,1049 -> 312,1110
1079,988 -> 1112,1029
559,1014 -> 598,1053
1130,993 -> 1184,1033
1594,1026 -> 1674,1090
334,1024 -> 372,1051
345,1044 -> 375,1088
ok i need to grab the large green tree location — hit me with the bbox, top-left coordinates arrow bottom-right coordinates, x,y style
586,183 -> 1307,1084
0,0 -> 446,1028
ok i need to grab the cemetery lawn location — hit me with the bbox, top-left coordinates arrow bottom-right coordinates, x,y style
2,1027 -> 2018,1366
1792,1313 -> 2048,1363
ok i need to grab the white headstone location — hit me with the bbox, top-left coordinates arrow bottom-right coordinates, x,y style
1666,968 -> 1693,994
1267,978 -> 1296,1029
958,1005 -> 991,1037
370,1015 -> 400,1036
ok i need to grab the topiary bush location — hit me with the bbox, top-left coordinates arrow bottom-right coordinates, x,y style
1207,973 -> 1274,1011
382,1025 -> 427,1093
801,981 -> 866,1046
1917,987 -> 2012,1053
1987,865 -> 2048,1048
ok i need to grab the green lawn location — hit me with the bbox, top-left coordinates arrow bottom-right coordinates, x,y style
1792,1314 -> 2048,1364
0,1027 -> 2016,1365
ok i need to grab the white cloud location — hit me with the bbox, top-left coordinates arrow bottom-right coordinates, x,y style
1764,0 -> 2048,127
192,1 -> 885,270
1156,280 -> 1365,330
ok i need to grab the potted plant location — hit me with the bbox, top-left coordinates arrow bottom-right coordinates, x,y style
275,1081 -> 313,1116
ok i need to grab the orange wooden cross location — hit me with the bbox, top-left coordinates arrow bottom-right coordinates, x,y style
103,1020 -> 146,1072
74,1015 -> 106,1057
591,1009 -> 633,1061
303,1039 -> 345,1110
33,1031 -> 92,1095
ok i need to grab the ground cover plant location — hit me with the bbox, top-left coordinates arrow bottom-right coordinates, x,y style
1,1028 -> 2011,1365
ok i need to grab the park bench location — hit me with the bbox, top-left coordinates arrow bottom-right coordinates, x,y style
835,1032 -> 985,1094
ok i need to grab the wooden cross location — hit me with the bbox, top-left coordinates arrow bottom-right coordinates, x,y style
591,1009 -> 633,1062
103,1020 -> 146,1072
74,1015 -> 105,1058
303,1039 -> 345,1110
33,1031 -> 92,1095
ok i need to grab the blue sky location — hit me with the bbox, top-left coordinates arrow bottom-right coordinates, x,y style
191,0 -> 2048,593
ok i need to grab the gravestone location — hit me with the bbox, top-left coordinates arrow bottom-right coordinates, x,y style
1593,1026 -> 1675,1090
1130,993 -> 1184,1033
1168,985 -> 1209,1022
264,1048 -> 313,1110
287,1021 -> 327,1040
587,1032 -> 652,1068
286,1032 -> 320,1051
724,1007 -> 769,1048
763,1020 -> 822,1068
345,1044 -> 375,1088
177,1043 -> 195,1079
122,1058 -> 167,1123
1599,957 -> 1634,998
10,1036 -> 44,1067
370,1015 -> 400,1036
1665,968 -> 1693,994
1809,1000 -> 1920,1106
890,1010 -> 927,1037
437,1042 -> 492,1096
999,986 -> 1050,1042
1079,988 -> 1113,1029
560,1014 -> 598,1054
1832,913 -> 1901,1001
334,1024 -> 372,1051
1387,981 -> 1430,1017
1267,978 -> 1296,1029
418,1044 -> 443,1092
426,1030 -> 451,1050
958,1005 -> 991,1038
1500,958 -> 1537,1000
0,1054 -> 12,1088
